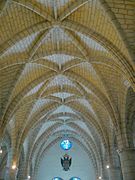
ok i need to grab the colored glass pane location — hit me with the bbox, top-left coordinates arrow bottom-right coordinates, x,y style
70,178 -> 81,180
60,139 -> 72,150
52,177 -> 63,180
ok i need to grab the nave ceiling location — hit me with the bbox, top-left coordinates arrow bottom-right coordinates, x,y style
0,0 -> 135,179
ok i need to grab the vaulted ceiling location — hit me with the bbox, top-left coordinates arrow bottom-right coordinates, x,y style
0,0 -> 135,179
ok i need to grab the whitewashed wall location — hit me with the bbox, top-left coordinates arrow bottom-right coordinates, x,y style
37,141 -> 96,180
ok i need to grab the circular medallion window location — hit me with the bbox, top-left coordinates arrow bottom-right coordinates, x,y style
60,139 -> 72,150
52,177 -> 63,180
70,178 -> 81,180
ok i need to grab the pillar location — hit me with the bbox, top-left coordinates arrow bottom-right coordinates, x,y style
118,148 -> 135,180
102,170 -> 109,180
102,176 -> 108,180
108,167 -> 122,180
5,148 -> 18,180
9,169 -> 18,180
5,148 -> 12,180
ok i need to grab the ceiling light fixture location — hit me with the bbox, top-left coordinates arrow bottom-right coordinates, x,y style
11,165 -> 16,170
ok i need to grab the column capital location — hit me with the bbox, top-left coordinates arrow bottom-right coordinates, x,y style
117,148 -> 135,154
109,166 -> 121,170
118,148 -> 135,180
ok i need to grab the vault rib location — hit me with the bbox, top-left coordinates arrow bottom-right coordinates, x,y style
13,0 -> 54,22
59,0 -> 89,21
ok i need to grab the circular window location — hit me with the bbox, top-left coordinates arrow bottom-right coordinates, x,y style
70,177 -> 81,180
60,139 -> 72,150
52,177 -> 63,180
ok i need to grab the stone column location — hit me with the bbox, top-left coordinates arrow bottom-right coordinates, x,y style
5,148 -> 12,180
118,148 -> 135,180
9,169 -> 18,180
5,148 -> 18,180
108,167 -> 122,180
102,176 -> 108,180
102,170 -> 109,180
4,167 -> 10,180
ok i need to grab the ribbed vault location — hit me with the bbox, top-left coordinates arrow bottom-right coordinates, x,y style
0,0 -> 135,180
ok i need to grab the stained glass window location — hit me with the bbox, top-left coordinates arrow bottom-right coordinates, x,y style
70,177 -> 81,180
52,177 -> 63,180
60,139 -> 72,150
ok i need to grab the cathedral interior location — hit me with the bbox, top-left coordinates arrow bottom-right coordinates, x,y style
0,0 -> 135,180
